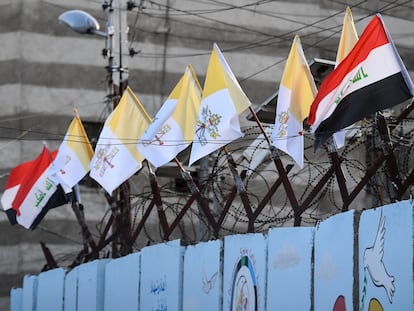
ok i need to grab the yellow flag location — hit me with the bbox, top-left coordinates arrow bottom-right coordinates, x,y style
271,36 -> 316,168
189,43 -> 252,166
50,111 -> 94,190
89,87 -> 151,194
334,7 -> 359,148
336,7 -> 359,65
137,65 -> 202,167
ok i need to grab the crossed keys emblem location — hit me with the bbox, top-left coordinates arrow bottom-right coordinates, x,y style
58,155 -> 72,175
276,110 -> 289,138
94,145 -> 119,177
195,106 -> 222,146
142,124 -> 172,147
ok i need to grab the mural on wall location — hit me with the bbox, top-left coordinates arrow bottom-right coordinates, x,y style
202,270 -> 218,294
222,233 -> 266,311
332,295 -> 346,311
362,211 -> 395,304
10,200 -> 413,311
182,240 -> 222,311
230,254 -> 257,311
358,201 -> 413,311
314,210 -> 354,311
266,226 -> 314,310
140,240 -> 184,311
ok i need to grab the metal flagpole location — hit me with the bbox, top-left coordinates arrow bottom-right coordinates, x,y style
247,106 -> 302,225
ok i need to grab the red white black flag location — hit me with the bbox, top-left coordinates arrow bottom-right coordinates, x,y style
1,147 -> 69,229
308,14 -> 414,149
1,160 -> 33,225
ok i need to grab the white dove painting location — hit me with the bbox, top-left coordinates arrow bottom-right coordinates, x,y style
182,240 -> 222,311
363,211 -> 395,303
359,200 -> 413,310
202,270 -> 218,294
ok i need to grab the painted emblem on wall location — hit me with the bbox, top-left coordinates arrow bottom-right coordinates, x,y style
361,211 -> 395,309
202,270 -> 218,294
230,255 -> 257,311
332,295 -> 346,311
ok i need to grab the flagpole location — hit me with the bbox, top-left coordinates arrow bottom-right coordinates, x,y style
71,185 -> 98,256
222,146 -> 254,231
375,112 -> 402,199
172,157 -> 218,234
105,0 -> 132,257
247,106 -> 302,225
145,160 -> 169,234
326,137 -> 350,212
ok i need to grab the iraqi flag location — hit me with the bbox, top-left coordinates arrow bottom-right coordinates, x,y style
1,160 -> 34,225
308,14 -> 414,149
2,147 -> 69,229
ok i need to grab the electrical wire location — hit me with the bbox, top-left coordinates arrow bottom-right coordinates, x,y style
4,0 -> 414,252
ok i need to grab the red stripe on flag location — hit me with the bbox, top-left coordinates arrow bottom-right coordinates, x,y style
4,160 -> 34,189
308,15 -> 388,125
11,147 -> 58,215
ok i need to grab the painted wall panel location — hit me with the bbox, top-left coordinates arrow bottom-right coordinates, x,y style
267,226 -> 314,310
22,275 -> 37,311
140,240 -> 184,311
314,210 -> 354,311
36,268 -> 65,311
9,200 -> 414,311
222,233 -> 267,311
10,288 -> 23,311
77,259 -> 111,311
358,201 -> 413,310
64,266 -> 78,311
104,252 -> 140,311
183,239 -> 222,311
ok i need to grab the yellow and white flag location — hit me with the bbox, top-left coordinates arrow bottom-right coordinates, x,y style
333,6 -> 359,148
271,35 -> 317,168
137,65 -> 202,167
336,7 -> 359,66
50,111 -> 94,192
189,43 -> 251,166
89,87 -> 151,194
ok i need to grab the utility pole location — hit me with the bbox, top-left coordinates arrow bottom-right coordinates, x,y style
59,1 -> 137,259
103,0 -> 132,257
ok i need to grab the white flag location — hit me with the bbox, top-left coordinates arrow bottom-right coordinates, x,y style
89,87 -> 151,194
137,65 -> 202,167
333,7 -> 359,149
50,111 -> 94,191
189,43 -> 251,166
271,36 -> 317,168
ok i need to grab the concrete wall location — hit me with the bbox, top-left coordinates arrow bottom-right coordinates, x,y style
10,200 -> 413,310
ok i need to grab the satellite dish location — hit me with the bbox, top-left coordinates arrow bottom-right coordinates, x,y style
58,10 -> 106,37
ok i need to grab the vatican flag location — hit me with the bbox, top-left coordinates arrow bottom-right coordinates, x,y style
333,6 -> 359,149
271,36 -> 317,168
50,111 -> 94,191
189,43 -> 251,166
89,87 -> 151,194
336,7 -> 359,65
137,65 -> 202,167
